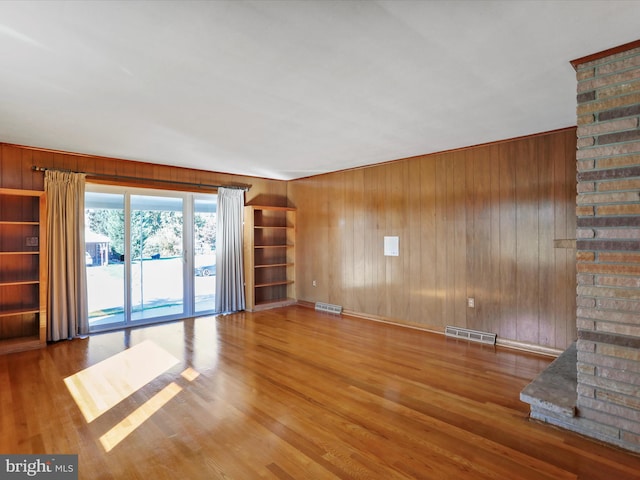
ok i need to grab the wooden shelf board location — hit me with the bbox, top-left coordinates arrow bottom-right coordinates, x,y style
251,298 -> 297,311
0,336 -> 44,355
255,280 -> 294,288
0,188 -> 44,197
254,225 -> 293,230
248,205 -> 296,211
0,308 -> 40,318
0,279 -> 39,287
0,220 -> 39,225
255,263 -> 294,268
0,251 -> 39,255
254,245 -> 293,249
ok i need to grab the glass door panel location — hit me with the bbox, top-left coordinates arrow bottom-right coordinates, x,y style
130,194 -> 184,322
85,191 -> 126,330
194,196 -> 217,314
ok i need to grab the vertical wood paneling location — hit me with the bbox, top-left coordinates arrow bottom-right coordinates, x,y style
352,169 -> 366,313
538,136 -> 555,347
515,138 -> 540,344
498,140 -> 518,341
419,156 -> 437,325
289,128 -> 577,350
406,158 -> 422,324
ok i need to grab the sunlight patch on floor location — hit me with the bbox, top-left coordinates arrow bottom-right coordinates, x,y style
64,340 -> 180,423
99,382 -> 183,452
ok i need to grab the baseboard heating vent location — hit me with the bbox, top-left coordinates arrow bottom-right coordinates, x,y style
445,326 -> 496,345
315,302 -> 343,315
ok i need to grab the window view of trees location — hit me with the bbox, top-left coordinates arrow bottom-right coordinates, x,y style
86,209 -> 216,261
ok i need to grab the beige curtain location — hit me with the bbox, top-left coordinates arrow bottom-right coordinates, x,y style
215,187 -> 246,313
45,170 -> 89,341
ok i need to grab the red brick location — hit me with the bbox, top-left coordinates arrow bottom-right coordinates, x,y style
579,285 -> 640,299
577,384 -> 596,398
577,228 -> 595,238
599,252 -> 640,264
596,322 -> 640,338
577,67 -> 596,82
577,191 -> 640,204
578,113 -> 595,126
576,141 -> 640,160
577,251 -> 596,262
598,343 -> 640,361
580,351 -> 640,374
597,275 -> 640,287
578,159 -> 596,171
599,79 -> 640,99
578,182 -> 596,193
577,263 -> 640,275
578,318 -> 596,330
598,54 -> 640,75
577,92 -> 640,116
577,339 -> 596,352
579,68 -> 640,92
578,273 -> 595,285
598,129 -> 640,145
598,204 -> 640,215
578,297 -> 597,307
597,298 -> 640,312
579,397 -> 640,426
576,205 -> 595,216
578,307 -> 640,324
595,228 -> 640,239
598,154 -> 640,168
578,117 -> 639,137
577,137 -> 595,148
598,178 -> 640,191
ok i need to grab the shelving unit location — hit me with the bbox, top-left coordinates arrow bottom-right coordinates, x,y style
0,188 -> 47,354
244,205 -> 296,311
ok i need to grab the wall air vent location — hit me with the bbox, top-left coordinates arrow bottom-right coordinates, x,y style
315,302 -> 343,315
445,326 -> 497,345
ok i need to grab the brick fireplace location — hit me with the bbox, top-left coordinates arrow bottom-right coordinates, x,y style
521,40 -> 640,453
573,40 -> 640,452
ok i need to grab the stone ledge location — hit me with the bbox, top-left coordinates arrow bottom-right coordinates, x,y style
520,342 -> 577,418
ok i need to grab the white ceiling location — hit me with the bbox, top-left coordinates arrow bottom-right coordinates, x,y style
0,1 -> 639,180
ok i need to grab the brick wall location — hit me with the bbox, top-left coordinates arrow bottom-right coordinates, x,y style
575,43 -> 640,452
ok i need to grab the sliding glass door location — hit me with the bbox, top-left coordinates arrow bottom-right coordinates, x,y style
85,185 -> 217,332
85,191 -> 126,330
130,194 -> 184,321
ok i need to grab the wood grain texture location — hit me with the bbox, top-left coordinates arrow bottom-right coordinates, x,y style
289,129 -> 578,351
0,306 -> 638,479
0,143 -> 288,206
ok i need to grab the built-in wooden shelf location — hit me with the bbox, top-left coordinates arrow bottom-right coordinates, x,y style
0,188 -> 47,355
244,205 -> 296,312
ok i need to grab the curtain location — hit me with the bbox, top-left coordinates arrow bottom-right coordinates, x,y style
45,170 -> 89,341
215,187 -> 246,313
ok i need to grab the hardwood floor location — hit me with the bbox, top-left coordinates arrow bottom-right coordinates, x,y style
1,306 -> 639,479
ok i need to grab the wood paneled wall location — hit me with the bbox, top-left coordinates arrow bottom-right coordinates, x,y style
0,143 -> 288,206
288,128 -> 578,351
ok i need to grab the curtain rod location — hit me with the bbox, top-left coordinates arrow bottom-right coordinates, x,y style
32,166 -> 251,191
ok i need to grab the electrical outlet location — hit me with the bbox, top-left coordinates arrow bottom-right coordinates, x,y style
312,280 -> 317,287
467,297 -> 475,308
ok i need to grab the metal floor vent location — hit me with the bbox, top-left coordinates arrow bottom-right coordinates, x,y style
315,302 -> 343,315
445,326 -> 497,345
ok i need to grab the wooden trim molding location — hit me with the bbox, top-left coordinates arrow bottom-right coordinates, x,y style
571,39 -> 640,69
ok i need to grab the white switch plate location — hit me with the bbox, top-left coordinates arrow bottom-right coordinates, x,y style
384,236 -> 399,256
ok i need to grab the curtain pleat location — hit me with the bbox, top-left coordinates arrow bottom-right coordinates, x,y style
45,171 -> 89,341
215,188 -> 245,313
